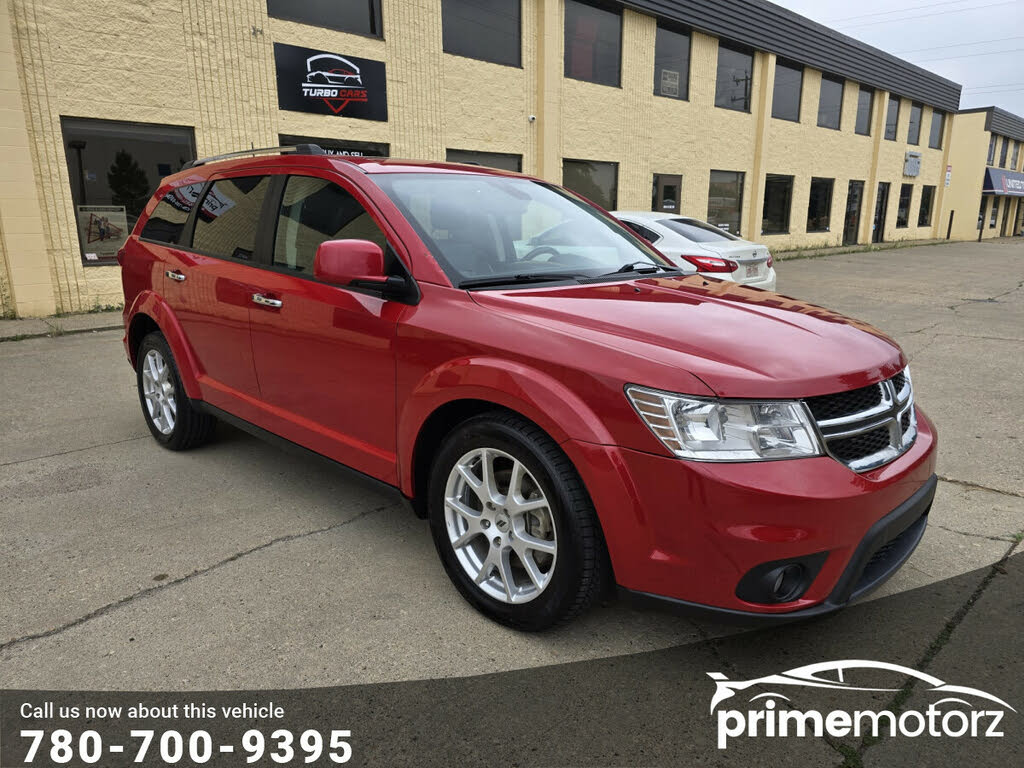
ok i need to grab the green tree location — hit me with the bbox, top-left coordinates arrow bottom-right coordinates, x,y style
107,150 -> 150,218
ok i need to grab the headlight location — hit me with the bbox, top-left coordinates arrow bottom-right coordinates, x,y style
626,385 -> 823,461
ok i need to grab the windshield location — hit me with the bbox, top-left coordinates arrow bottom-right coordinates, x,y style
661,217 -> 741,243
373,173 -> 670,287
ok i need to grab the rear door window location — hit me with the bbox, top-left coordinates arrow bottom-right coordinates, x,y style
273,176 -> 387,273
192,176 -> 271,261
139,183 -> 205,245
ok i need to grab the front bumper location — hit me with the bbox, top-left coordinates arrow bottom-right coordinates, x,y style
562,406 -> 937,618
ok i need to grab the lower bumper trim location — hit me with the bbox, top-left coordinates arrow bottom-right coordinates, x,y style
619,474 -> 937,625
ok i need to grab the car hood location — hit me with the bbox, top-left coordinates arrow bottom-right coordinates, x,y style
469,276 -> 905,399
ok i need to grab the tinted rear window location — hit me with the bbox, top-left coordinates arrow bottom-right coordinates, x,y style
192,176 -> 270,261
661,218 -> 739,243
139,183 -> 205,245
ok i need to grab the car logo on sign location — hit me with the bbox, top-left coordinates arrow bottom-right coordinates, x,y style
300,54 -> 369,114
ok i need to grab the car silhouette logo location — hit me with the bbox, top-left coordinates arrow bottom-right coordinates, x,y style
304,54 -> 362,87
708,660 -> 1016,714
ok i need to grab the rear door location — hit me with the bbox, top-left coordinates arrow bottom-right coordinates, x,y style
159,174 -> 272,408
246,171 -> 404,484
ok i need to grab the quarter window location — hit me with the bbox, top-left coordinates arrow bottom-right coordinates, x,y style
266,0 -> 382,37
907,102 -> 923,145
273,176 -> 387,273
192,176 -> 271,261
928,110 -> 945,149
715,43 -> 754,112
772,60 -> 803,122
855,87 -> 873,136
563,158 -> 618,210
762,174 -> 794,235
140,183 -> 205,245
884,95 -> 900,141
653,22 -> 690,100
446,149 -> 522,172
817,75 -> 844,130
896,184 -> 913,228
564,0 -> 621,87
918,185 -> 936,227
442,0 -> 521,67
707,170 -> 745,236
807,178 -> 834,233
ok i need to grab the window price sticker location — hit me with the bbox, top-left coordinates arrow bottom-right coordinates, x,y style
2,696 -> 353,766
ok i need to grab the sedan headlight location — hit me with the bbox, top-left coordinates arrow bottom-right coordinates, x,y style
626,385 -> 823,461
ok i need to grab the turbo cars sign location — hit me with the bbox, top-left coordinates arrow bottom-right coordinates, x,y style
274,42 -> 388,121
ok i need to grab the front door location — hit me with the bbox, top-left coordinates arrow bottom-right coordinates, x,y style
844,180 -> 864,245
159,175 -> 271,406
872,182 -> 890,244
1000,199 -> 1011,236
653,174 -> 682,214
248,173 -> 402,484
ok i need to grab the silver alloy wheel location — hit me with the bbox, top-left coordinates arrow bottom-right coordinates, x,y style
444,447 -> 558,604
141,348 -> 177,435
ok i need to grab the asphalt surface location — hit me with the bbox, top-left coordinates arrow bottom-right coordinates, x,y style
1,239 -> 1022,704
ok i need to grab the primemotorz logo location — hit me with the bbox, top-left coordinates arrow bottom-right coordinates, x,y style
709,660 -> 1015,749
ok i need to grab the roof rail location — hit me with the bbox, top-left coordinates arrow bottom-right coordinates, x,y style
187,144 -> 326,169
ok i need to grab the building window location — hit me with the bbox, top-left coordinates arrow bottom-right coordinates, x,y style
896,184 -> 913,228
653,173 -> 682,213
987,135 -> 998,165
817,75 -> 844,130
855,86 -> 873,136
280,134 -> 389,157
62,117 -> 195,266
1012,140 -> 1021,170
193,177 -> 272,261
999,136 -> 1010,167
918,185 -> 936,227
707,170 -> 744,235
771,60 -> 803,122
564,0 -> 621,87
907,103 -> 923,145
928,110 -> 945,149
990,197 -> 1000,228
563,158 -> 618,210
715,42 -> 753,113
266,0 -> 382,37
653,22 -> 690,100
446,148 -> 522,172
884,95 -> 900,141
442,0 -> 521,67
807,178 -> 834,233
762,174 -> 794,235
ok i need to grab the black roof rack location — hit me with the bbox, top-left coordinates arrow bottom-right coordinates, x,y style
187,144 -> 326,169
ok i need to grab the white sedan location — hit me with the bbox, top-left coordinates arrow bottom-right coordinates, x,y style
613,211 -> 777,291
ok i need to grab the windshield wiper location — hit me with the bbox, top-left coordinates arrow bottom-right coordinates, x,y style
602,261 -> 680,277
459,273 -> 586,289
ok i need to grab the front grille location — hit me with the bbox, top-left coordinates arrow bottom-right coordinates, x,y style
829,425 -> 892,463
805,370 -> 916,472
805,383 -> 883,421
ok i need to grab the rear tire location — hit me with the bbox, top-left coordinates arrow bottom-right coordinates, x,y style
428,411 -> 609,631
136,331 -> 216,450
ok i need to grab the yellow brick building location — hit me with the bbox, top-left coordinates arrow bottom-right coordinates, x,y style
0,0 -> 1020,317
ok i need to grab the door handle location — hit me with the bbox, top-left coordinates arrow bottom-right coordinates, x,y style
165,270 -> 186,282
251,293 -> 283,308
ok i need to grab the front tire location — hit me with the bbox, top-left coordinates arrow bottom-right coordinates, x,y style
428,411 -> 609,630
136,331 -> 216,450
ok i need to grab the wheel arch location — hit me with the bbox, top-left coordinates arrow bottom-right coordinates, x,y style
125,293 -> 203,399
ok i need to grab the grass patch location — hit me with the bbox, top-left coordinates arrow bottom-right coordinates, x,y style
776,239 -> 951,262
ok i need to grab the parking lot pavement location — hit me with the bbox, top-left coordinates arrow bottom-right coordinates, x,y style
0,240 -> 1022,693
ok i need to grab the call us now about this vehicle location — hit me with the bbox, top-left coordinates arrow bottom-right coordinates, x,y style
120,145 -> 936,631
613,210 -> 777,291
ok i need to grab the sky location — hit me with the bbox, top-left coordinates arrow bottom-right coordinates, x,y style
769,0 -> 1024,116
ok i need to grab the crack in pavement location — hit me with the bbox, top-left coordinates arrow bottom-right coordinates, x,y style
0,503 -> 395,656
933,523 -> 1018,543
0,436 -> 150,468
936,474 -> 1024,499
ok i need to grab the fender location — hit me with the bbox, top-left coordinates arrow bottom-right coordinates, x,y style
397,356 -> 615,497
126,291 -> 204,400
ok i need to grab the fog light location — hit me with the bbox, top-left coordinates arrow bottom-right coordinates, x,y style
770,564 -> 805,602
735,552 -> 828,605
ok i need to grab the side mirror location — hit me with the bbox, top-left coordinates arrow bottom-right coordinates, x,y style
314,239 -> 386,286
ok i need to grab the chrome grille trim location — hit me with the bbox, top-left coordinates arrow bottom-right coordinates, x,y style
804,370 -> 916,472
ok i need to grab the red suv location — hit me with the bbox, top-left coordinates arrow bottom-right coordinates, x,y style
120,146 -> 937,630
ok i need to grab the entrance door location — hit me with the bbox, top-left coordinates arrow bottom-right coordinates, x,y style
872,182 -> 890,243
844,181 -> 864,245
653,174 -> 682,214
1000,199 -> 1011,236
